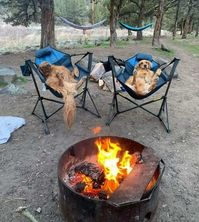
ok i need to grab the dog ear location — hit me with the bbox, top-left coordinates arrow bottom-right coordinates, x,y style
147,61 -> 152,69
44,62 -> 51,71
39,62 -> 51,77
138,61 -> 143,68
134,62 -> 140,70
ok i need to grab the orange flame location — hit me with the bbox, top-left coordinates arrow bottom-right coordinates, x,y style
95,138 -> 133,194
91,126 -> 102,135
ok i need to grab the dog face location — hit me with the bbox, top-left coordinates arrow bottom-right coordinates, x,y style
39,62 -> 52,77
137,60 -> 152,70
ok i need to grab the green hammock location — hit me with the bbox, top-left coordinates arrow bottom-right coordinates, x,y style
119,21 -> 152,31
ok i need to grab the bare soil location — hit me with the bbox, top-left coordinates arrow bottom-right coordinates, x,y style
0,40 -> 199,222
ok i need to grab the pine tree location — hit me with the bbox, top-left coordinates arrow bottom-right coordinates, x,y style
0,0 -> 55,47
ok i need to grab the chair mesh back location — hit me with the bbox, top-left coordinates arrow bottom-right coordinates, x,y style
35,46 -> 73,70
115,54 -> 169,99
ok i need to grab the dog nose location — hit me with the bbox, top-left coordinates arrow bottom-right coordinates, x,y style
144,64 -> 147,68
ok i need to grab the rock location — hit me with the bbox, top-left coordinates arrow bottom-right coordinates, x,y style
95,40 -> 101,46
155,57 -> 178,78
0,66 -> 17,84
161,43 -> 170,52
35,207 -> 42,214
0,83 -> 27,95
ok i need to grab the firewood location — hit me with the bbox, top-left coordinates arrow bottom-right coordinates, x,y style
74,182 -> 86,193
74,161 -> 105,183
98,79 -> 104,89
98,191 -> 108,200
93,182 -> 101,189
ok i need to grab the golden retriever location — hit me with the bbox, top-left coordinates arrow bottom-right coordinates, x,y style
39,62 -> 85,127
125,60 -> 161,95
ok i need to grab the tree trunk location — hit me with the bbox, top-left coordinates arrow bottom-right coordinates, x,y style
180,19 -> 183,35
182,0 -> 192,39
91,0 -> 96,24
172,0 -> 181,40
136,0 -> 145,40
188,14 -> 193,34
40,0 -> 55,48
109,0 -> 123,47
158,14 -> 164,37
128,30 -> 132,39
152,0 -> 165,46
195,18 -> 199,37
109,0 -> 117,47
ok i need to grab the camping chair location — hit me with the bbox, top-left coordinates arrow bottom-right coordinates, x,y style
21,46 -> 101,134
106,53 -> 180,132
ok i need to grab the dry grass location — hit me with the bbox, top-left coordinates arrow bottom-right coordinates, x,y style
0,21 -> 172,53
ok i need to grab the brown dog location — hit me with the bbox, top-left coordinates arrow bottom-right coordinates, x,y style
125,60 -> 161,95
39,62 -> 85,127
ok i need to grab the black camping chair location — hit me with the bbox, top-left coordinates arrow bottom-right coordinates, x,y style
106,53 -> 180,132
21,46 -> 101,134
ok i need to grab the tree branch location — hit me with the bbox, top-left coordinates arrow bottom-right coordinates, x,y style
164,0 -> 178,11
130,0 -> 140,9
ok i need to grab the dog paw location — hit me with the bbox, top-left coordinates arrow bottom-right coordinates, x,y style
72,66 -> 79,78
156,68 -> 161,76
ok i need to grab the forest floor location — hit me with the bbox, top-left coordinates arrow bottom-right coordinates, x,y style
0,36 -> 199,222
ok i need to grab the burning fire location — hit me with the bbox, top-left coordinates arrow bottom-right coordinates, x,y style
95,138 -> 133,194
68,137 -> 145,199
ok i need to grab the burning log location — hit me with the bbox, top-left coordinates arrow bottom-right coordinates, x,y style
131,152 -> 143,165
74,161 -> 105,183
68,161 -> 105,184
74,182 -> 86,193
98,191 -> 108,200
67,144 -> 144,199
68,161 -> 106,197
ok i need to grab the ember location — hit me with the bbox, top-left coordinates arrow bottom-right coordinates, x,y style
91,126 -> 102,135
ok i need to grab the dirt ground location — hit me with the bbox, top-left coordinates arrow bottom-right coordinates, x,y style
0,40 -> 199,222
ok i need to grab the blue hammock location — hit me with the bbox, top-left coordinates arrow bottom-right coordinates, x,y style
119,22 -> 152,31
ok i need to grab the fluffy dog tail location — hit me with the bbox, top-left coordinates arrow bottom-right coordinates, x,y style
63,94 -> 76,128
61,82 -> 77,128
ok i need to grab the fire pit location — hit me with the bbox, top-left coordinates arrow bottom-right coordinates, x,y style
58,136 -> 165,222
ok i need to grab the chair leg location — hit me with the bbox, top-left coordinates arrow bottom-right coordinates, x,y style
106,93 -> 120,125
32,97 -> 50,134
76,87 -> 101,118
158,98 -> 170,133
